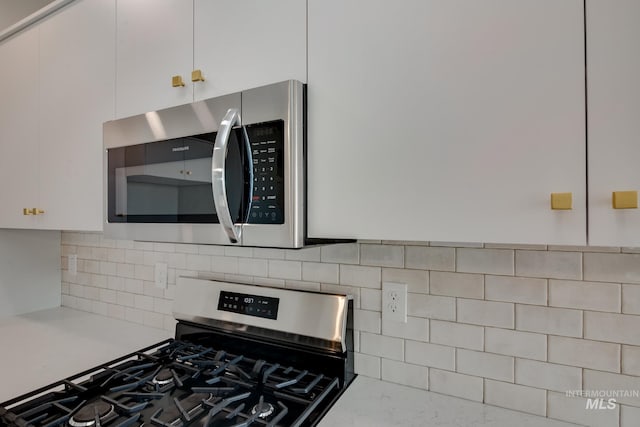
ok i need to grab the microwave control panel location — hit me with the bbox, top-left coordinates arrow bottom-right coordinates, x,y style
246,120 -> 285,224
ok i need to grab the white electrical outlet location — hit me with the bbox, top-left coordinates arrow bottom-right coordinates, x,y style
382,282 -> 407,323
68,254 -> 77,276
155,262 -> 168,289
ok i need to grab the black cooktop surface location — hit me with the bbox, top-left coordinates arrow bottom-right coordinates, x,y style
0,339 -> 343,427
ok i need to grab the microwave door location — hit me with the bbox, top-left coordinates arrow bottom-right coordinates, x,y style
212,109 -> 253,244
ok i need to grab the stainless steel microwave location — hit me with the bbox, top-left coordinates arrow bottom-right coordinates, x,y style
103,80 -> 307,248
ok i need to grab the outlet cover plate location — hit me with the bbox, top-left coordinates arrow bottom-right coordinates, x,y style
382,281 -> 407,323
68,254 -> 77,276
155,262 -> 168,289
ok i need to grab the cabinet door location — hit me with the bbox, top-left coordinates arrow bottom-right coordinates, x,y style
308,0 -> 586,245
0,29 -> 40,228
587,1 -> 640,246
38,0 -> 115,231
116,0 -> 193,118
193,0 -> 306,101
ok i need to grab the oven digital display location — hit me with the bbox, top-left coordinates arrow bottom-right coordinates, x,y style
218,291 -> 279,320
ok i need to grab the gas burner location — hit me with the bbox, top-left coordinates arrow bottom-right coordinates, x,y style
251,400 -> 275,419
68,401 -> 114,427
152,368 -> 174,386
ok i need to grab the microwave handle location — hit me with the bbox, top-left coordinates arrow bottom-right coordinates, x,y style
212,108 -> 248,244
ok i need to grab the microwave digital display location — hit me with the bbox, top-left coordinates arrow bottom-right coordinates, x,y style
218,291 -> 279,320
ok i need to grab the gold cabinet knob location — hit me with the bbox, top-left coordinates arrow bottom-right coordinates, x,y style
172,75 -> 185,87
612,191 -> 638,209
551,192 -> 572,210
23,208 -> 33,215
34,208 -> 45,215
191,69 -> 205,82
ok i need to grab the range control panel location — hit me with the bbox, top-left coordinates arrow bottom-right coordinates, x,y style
218,291 -> 280,320
246,120 -> 285,224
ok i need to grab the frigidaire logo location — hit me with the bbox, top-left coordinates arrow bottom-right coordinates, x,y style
172,146 -> 190,152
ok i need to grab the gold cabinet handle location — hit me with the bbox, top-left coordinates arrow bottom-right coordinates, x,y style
172,75 -> 185,87
22,208 -> 44,215
191,69 -> 205,82
612,191 -> 638,209
550,192 -> 572,210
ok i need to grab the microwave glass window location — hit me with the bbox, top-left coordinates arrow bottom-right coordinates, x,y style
107,130 -> 248,224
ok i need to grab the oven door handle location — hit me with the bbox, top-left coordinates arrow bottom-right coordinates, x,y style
212,108 -> 250,244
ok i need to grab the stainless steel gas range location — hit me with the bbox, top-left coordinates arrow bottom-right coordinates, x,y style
0,277 -> 355,427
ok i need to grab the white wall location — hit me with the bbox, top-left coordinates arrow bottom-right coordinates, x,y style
0,229 -> 60,316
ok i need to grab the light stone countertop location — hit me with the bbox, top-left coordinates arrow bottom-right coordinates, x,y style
0,307 -> 171,403
1,308 -> 583,426
318,376 -> 583,427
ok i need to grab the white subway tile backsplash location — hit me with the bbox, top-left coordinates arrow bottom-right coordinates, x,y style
457,299 -> 514,328
456,248 -> 514,276
583,370 -> 640,407
621,405 -> 640,427
354,309 -> 381,334
549,280 -> 621,313
515,359 -> 581,393
548,336 -> 620,373
186,254 -> 211,271
407,294 -> 455,321
429,369 -> 483,402
339,265 -> 381,288
320,243 -> 359,264
382,316 -> 428,342
134,294 -> 154,311
484,379 -> 546,416
430,271 -> 483,299
622,284 -> 640,315
354,353 -> 380,378
285,247 -> 321,262
61,233 -> 640,424
382,268 -> 429,294
381,359 -> 428,389
585,312 -> 640,346
302,262 -> 339,284
237,258 -> 268,277
268,260 -> 301,280
124,249 -> 145,265
360,332 -> 404,361
484,327 -> 547,361
485,275 -> 547,305
210,256 -> 239,274
430,320 -> 484,351
516,305 -> 583,338
622,346 -> 640,376
360,244 -> 404,267
456,349 -> 513,382
405,341 -> 455,370
360,288 -> 381,311
405,246 -> 455,271
584,253 -> 640,284
516,250 -> 582,280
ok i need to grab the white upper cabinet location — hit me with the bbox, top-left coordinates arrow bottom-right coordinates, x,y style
0,29 -> 39,229
587,1 -> 640,247
115,0 -> 306,118
0,0 -> 114,231
38,0 -> 115,231
192,0 -> 306,101
116,0 -> 193,119
307,0 -> 586,245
